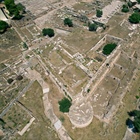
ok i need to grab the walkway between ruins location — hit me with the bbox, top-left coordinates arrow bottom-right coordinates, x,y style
25,68 -> 72,140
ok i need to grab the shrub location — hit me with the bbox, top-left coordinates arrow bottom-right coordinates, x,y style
16,75 -> 23,80
102,43 -> 117,55
0,20 -> 9,33
136,95 -> 140,99
7,78 -> 14,84
127,2 -> 133,8
95,56 -> 103,62
96,9 -> 103,18
64,18 -> 73,27
122,5 -> 129,13
89,23 -> 97,31
42,28 -> 54,37
60,116 -> 65,122
0,118 -> 6,128
58,97 -> 72,113
87,89 -> 90,93
23,42 -> 28,49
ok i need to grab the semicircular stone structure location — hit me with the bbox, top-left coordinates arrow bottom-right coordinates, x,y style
69,98 -> 93,128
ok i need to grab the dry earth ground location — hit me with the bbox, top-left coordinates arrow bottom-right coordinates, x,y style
3,103 -> 31,131
0,29 -> 22,62
51,70 -> 140,140
13,81 -> 59,140
106,13 -> 131,39
60,28 -> 101,55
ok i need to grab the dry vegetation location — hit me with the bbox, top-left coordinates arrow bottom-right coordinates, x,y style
0,29 -> 22,61
61,28 -> 100,55
1,0 -> 140,139
13,81 -> 59,140
58,70 -> 140,140
107,13 -> 131,39
3,103 -> 31,131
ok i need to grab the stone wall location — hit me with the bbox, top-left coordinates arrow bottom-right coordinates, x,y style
91,34 -> 123,52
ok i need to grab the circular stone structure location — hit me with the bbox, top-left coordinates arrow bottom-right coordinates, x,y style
69,99 -> 93,128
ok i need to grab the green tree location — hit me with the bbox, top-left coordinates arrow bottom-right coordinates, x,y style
80,15 -> 88,23
4,0 -> 14,8
127,110 -> 140,133
127,1 -> 133,8
0,20 -> 9,33
122,5 -> 129,13
129,12 -> 140,24
13,10 -> 23,20
42,28 -> 54,37
102,43 -> 117,55
5,0 -> 16,15
96,9 -> 103,18
17,3 -> 26,14
64,18 -> 73,27
58,97 -> 72,113
126,118 -> 133,126
133,118 -> 140,132
0,118 -> 6,128
89,23 -> 97,31
137,0 -> 140,4
128,110 -> 140,117
4,0 -> 23,19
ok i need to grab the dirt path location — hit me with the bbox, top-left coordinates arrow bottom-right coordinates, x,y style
25,67 -> 72,140
122,128 -> 134,140
34,0 -> 77,28
88,51 -> 121,98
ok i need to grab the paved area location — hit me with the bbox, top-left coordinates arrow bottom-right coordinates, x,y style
92,1 -> 123,24
122,128 -> 134,140
69,95 -> 93,128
